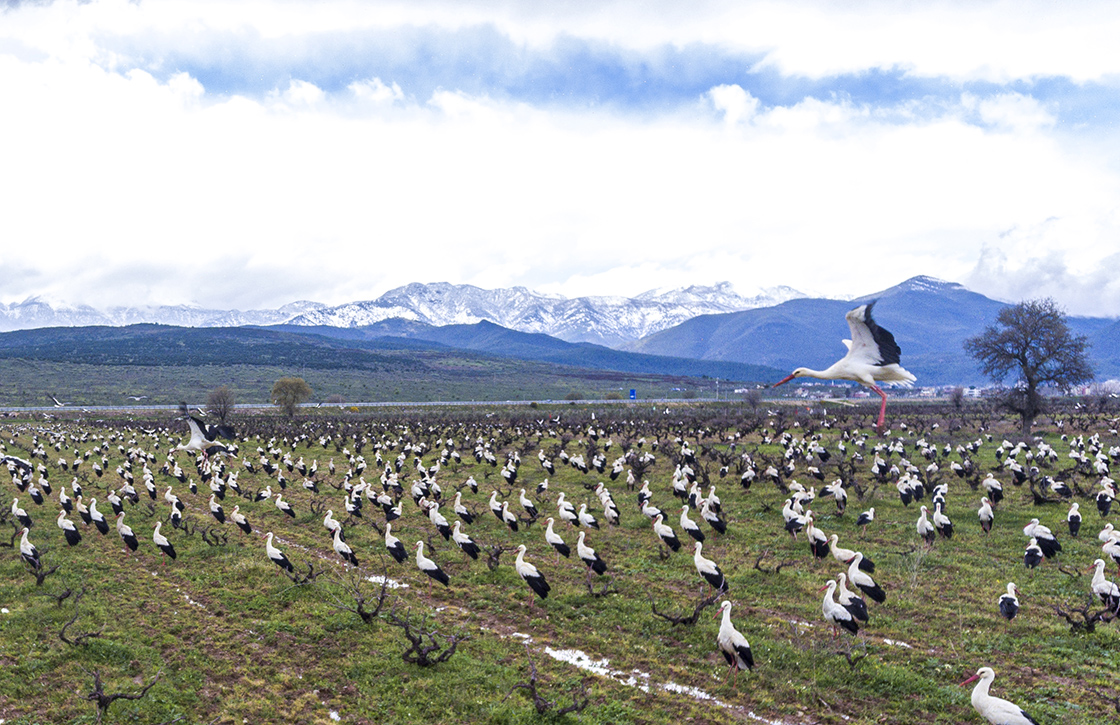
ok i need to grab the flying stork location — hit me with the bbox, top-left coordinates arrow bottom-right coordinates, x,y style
771,302 -> 915,432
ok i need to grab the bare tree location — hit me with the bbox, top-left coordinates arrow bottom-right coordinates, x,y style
964,298 -> 1093,435
206,385 -> 236,425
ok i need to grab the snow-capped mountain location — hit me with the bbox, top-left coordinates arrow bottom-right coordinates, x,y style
0,283 -> 805,346
285,282 -> 807,346
0,299 -> 326,332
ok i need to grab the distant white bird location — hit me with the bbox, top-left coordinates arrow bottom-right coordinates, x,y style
771,302 -> 915,431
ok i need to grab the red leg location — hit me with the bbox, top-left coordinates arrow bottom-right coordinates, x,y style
871,385 -> 888,433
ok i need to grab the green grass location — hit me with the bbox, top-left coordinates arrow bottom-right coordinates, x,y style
0,403 -> 1117,724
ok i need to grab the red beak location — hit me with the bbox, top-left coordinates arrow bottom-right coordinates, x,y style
772,373 -> 797,388
959,674 -> 979,686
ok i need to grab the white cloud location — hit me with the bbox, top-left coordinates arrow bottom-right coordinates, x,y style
1,0 -> 1120,315
706,84 -> 759,125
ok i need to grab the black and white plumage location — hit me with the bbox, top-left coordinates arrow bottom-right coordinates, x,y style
693,541 -> 727,592
208,494 -> 225,524
1022,519 -> 1061,559
175,402 -> 235,456
500,501 -> 520,532
680,505 -> 705,543
821,579 -> 859,635
1067,502 -> 1081,538
998,582 -> 1020,622
19,527 -> 39,568
488,491 -> 503,521
11,498 -> 32,529
332,527 -> 359,567
652,514 -> 681,552
323,509 -> 342,540
57,509 -> 82,547
933,504 -> 953,539
544,517 -> 570,559
452,491 -> 474,525
230,505 -> 251,534
265,531 -> 293,573
771,302 -> 916,432
519,488 -> 538,519
425,500 -> 452,541
414,540 -> 450,587
115,512 -> 139,552
828,535 -> 873,572
848,553 -> 885,603
836,573 -> 868,623
384,522 -> 407,564
805,515 -> 829,559
855,507 -> 874,535
577,503 -> 599,530
917,505 -> 936,546
978,498 -> 994,534
152,521 -> 177,561
1088,558 -> 1120,612
274,493 -> 295,518
576,531 -> 607,575
451,520 -> 480,560
88,498 -> 109,535
715,600 -> 754,677
960,667 -> 1040,725
514,544 -> 550,600
1023,538 -> 1044,569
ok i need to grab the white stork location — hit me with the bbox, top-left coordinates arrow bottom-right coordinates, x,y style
1088,559 -> 1120,612
771,302 -> 915,432
1067,502 -> 1081,538
652,514 -> 681,552
917,506 -> 936,546
57,509 -> 81,547
693,541 -> 727,592
978,498 -> 994,534
514,544 -> 550,601
820,580 -> 859,635
19,527 -> 40,568
152,521 -> 177,562
576,531 -> 608,577
230,505 -> 251,534
265,531 -> 293,573
680,504 -> 705,543
414,540 -> 450,589
332,527 -> 359,567
847,553 -> 885,603
960,667 -> 1041,725
384,522 -> 406,564
714,600 -> 754,681
836,573 -> 868,623
998,582 -> 1020,622
1022,519 -> 1061,559
115,512 -> 139,553
88,498 -> 109,535
543,517 -> 570,560
451,520 -> 480,560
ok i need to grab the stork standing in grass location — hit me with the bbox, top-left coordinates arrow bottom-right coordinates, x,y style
714,601 -> 753,683
414,540 -> 450,589
998,582 -> 1020,622
514,544 -> 550,603
960,667 -> 1040,725
771,302 -> 915,432
693,541 -> 727,592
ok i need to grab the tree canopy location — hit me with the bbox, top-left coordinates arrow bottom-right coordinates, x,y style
963,298 -> 1093,434
271,377 -> 312,417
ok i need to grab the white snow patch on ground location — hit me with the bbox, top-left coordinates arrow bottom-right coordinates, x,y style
365,574 -> 409,589
544,647 -> 799,723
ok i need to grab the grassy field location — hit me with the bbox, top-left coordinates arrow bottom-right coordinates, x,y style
0,402 -> 1117,724
0,358 -> 729,408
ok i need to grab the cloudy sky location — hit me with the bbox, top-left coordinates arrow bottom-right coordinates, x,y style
3,0 -> 1120,315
